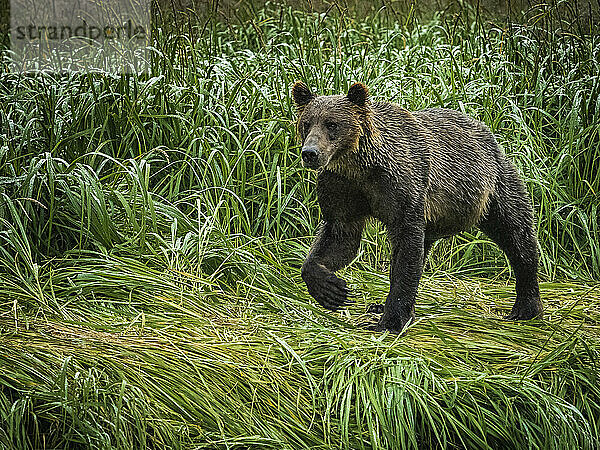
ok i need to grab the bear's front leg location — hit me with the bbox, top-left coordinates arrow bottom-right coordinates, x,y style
375,224 -> 425,333
302,220 -> 364,311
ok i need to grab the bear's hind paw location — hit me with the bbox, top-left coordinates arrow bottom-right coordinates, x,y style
366,303 -> 384,314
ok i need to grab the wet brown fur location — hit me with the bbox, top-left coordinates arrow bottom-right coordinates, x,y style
293,81 -> 543,332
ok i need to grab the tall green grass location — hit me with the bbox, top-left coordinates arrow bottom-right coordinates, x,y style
1,1 -> 599,448
1,1 -> 598,277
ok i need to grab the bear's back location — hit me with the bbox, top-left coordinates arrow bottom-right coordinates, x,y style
371,104 -> 502,235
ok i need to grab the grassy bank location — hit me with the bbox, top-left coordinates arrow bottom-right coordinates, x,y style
1,1 -> 599,448
2,264 -> 600,447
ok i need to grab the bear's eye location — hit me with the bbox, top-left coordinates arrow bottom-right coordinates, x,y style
325,121 -> 338,134
302,122 -> 311,136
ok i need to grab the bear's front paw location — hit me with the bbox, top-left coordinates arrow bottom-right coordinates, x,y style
505,298 -> 543,321
306,273 -> 353,311
370,312 -> 414,334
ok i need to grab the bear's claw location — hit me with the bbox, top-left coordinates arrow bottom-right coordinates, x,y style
306,273 -> 352,311
369,313 -> 414,334
504,300 -> 543,321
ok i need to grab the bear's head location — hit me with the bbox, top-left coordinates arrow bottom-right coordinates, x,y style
292,82 -> 372,170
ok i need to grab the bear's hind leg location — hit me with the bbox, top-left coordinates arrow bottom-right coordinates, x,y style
479,180 -> 543,320
423,238 -> 437,270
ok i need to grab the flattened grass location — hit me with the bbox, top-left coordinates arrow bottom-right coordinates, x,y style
1,267 -> 599,448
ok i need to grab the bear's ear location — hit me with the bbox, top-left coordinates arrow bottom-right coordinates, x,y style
292,81 -> 314,107
347,82 -> 369,106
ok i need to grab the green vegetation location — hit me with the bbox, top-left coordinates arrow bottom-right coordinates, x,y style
1,1 -> 599,448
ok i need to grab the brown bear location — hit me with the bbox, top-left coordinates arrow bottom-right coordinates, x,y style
292,81 -> 543,333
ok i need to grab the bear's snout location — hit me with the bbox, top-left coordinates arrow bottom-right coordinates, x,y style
301,146 -> 319,168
